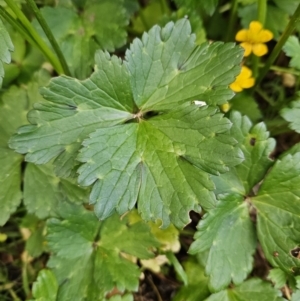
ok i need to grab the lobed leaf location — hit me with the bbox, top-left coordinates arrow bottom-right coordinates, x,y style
212,111 -> 275,196
189,194 -> 256,291
46,202 -> 159,300
10,19 -> 244,228
34,1 -> 129,79
252,152 -> 300,274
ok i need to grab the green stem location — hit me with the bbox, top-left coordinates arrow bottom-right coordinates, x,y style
159,0 -> 169,15
26,0 -> 70,75
8,288 -> 21,301
258,63 -> 300,76
255,86 -> 275,106
3,0 -> 64,74
252,0 -> 267,78
257,0 -> 267,25
0,7 -> 38,48
224,0 -> 239,42
256,4 -> 300,86
22,262 -> 30,298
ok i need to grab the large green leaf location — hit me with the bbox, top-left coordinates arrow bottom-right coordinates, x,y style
0,19 -> 14,88
10,19 -> 244,228
46,202 -> 159,300
204,278 -> 284,301
281,99 -> 300,133
211,111 -> 275,196
252,152 -> 300,275
34,0 -> 129,79
189,194 -> 256,291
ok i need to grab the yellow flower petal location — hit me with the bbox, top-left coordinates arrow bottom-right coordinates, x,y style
239,66 -> 252,80
235,29 -> 248,42
258,29 -> 273,42
249,21 -> 263,35
240,42 -> 252,56
252,43 -> 268,56
241,77 -> 255,89
230,82 -> 243,92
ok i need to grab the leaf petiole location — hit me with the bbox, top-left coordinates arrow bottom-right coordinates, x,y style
25,0 -> 71,76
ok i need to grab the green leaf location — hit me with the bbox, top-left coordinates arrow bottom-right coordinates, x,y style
124,0 -> 139,17
273,0 -> 299,15
296,275 -> 300,289
204,278 -> 284,301
283,36 -> 300,70
24,163 -> 89,219
174,0 -> 219,15
31,270 -> 58,301
238,3 -> 288,39
292,291 -> 300,301
10,50 -> 135,178
10,19 -> 244,228
172,257 -> 210,301
0,19 -> 14,88
0,149 -> 22,225
189,194 -> 256,291
106,295 -> 133,301
131,0 -> 169,34
211,111 -> 275,196
159,7 -> 206,45
281,99 -> 300,133
0,85 -> 33,225
47,202 -> 159,300
268,268 -> 288,289
230,92 -> 262,123
34,1 -> 129,79
166,251 -> 188,285
252,152 -> 300,274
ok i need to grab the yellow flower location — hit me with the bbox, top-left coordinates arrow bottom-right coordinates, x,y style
235,21 -> 273,57
230,66 -> 255,92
